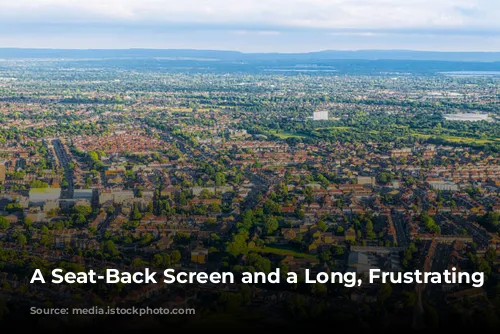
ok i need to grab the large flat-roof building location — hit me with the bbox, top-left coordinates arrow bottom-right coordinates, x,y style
428,181 -> 459,192
444,113 -> 491,122
73,189 -> 93,201
313,110 -> 329,121
29,188 -> 61,207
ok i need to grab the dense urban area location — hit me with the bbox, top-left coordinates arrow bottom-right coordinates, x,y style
0,53 -> 499,330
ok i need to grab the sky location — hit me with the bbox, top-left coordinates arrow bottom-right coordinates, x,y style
0,0 -> 499,52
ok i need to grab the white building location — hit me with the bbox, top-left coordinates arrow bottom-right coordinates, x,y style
98,189 -> 134,205
429,181 -> 459,192
313,110 -> 329,121
444,113 -> 491,122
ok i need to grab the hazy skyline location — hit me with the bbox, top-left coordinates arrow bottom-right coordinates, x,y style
1,0 -> 500,52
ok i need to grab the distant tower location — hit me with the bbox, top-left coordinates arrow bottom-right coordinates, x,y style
313,110 -> 328,121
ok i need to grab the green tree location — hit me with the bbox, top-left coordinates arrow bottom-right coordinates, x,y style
263,200 -> 281,215
74,205 -> 92,216
29,180 -> 49,188
146,201 -> 154,214
103,240 -> 119,257
132,204 -> 142,220
227,231 -> 249,257
264,216 -> 279,235
171,250 -> 182,264
178,192 -> 187,206
377,172 -> 394,185
318,220 -> 328,232
336,226 -> 344,234
5,203 -> 22,213
485,247 -> 497,263
16,234 -> 27,247
141,233 -> 152,245
73,214 -> 87,226
295,207 -> 305,219
421,211 -> 440,234
106,206 -> 115,215
215,172 -> 226,187
40,233 -> 52,247
209,203 -> 221,213
246,253 -> 271,273
131,257 -> 145,268
0,217 -> 9,230
200,189 -> 211,199
366,220 -> 376,239
237,210 -> 254,231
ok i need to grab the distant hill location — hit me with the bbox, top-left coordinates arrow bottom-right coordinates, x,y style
1,48 -> 500,62
304,50 -> 500,62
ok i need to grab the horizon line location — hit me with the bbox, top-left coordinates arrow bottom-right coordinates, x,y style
1,47 -> 500,54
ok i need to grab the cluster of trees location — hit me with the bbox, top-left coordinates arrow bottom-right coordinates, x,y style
0,217 -> 9,230
151,250 -> 181,268
479,212 -> 500,233
71,205 -> 94,228
351,214 -> 377,241
377,172 -> 394,185
29,180 -> 49,188
421,211 -> 441,234
86,150 -> 105,170
401,242 -> 418,268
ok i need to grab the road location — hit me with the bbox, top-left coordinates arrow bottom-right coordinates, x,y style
241,174 -> 272,210
392,214 -> 411,248
52,138 -> 74,199
96,212 -> 115,238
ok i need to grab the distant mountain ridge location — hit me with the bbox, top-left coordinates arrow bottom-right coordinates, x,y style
1,48 -> 500,62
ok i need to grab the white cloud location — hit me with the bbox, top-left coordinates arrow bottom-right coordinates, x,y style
0,0 -> 499,30
232,30 -> 281,36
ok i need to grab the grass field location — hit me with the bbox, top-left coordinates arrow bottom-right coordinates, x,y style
195,108 -> 222,113
316,126 -> 499,145
439,135 -> 499,145
411,132 -> 499,144
268,125 -> 498,147
315,126 -> 352,132
169,107 -> 193,112
273,131 -> 309,139
169,107 -> 223,113
251,245 -> 317,259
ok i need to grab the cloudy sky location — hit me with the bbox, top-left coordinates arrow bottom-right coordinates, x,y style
0,0 -> 499,52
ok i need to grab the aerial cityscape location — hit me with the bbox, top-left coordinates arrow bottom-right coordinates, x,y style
0,49 -> 498,330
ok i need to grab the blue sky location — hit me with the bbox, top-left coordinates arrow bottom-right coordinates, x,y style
0,0 -> 499,51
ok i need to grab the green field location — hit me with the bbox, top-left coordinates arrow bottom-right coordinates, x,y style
315,125 -> 499,145
266,124 -> 498,148
251,245 -> 317,259
272,131 -> 309,139
411,132 -> 499,145
315,126 -> 352,132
